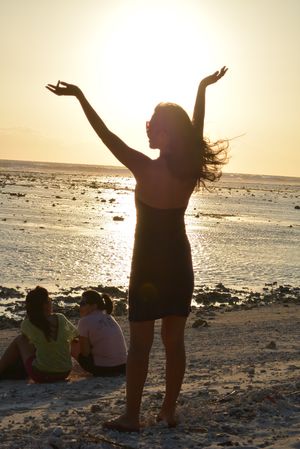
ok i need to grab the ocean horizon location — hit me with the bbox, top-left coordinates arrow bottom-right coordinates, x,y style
1,159 -> 300,185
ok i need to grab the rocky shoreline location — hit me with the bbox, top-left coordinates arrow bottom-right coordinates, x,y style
0,283 -> 299,329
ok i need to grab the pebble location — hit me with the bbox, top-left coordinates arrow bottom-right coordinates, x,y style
192,319 -> 209,328
47,436 -> 64,449
265,341 -> 277,350
51,427 -> 64,437
113,215 -> 124,221
90,404 -> 102,412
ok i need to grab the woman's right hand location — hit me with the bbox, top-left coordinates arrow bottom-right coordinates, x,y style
46,81 -> 82,98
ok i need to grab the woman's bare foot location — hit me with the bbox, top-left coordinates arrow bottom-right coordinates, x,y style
156,410 -> 178,428
103,414 -> 141,433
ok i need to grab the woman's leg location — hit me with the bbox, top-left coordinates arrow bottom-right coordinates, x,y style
125,320 -> 155,421
104,320 -> 155,430
15,334 -> 36,364
0,334 -> 34,378
71,339 -> 81,360
0,336 -> 22,373
159,315 -> 187,425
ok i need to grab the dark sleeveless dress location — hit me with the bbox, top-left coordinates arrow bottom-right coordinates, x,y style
128,196 -> 194,321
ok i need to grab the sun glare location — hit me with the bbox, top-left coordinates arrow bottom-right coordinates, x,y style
87,3 -> 217,119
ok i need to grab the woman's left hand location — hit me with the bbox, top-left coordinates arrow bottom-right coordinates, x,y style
200,66 -> 228,87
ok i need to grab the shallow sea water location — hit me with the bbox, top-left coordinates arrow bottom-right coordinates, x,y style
1,160 -> 299,293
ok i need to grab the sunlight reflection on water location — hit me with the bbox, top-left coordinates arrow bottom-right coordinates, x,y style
0,164 -> 299,291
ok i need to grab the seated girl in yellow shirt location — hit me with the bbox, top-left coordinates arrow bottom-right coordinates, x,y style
0,286 -> 78,383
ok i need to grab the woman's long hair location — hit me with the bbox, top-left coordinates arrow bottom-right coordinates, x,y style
25,286 -> 52,340
81,290 -> 113,315
154,102 -> 228,188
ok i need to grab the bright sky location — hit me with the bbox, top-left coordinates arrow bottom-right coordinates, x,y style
0,0 -> 299,176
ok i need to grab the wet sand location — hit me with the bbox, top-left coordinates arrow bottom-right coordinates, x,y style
0,303 -> 299,448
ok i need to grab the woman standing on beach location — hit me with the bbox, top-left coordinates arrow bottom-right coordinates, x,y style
0,286 -> 78,383
47,67 -> 228,430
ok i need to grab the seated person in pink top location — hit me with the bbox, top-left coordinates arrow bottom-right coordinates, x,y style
73,290 -> 127,376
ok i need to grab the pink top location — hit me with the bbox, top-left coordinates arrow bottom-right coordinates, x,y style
78,310 -> 127,367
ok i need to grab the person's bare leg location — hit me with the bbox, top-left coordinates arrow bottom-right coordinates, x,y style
104,320 -> 155,430
158,315 -> 187,426
70,339 -> 80,360
15,334 -> 36,364
0,334 -> 34,374
0,336 -> 21,373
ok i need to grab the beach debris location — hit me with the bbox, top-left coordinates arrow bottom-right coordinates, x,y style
113,299 -> 127,316
51,427 -> 64,438
47,436 -> 63,449
90,404 -> 102,412
88,181 -> 99,189
113,215 -> 124,221
185,425 -> 208,433
247,366 -> 255,382
195,291 -> 232,305
287,364 -> 300,371
216,283 -> 230,292
2,192 -> 26,197
265,341 -> 277,350
45,427 -> 65,449
192,318 -> 209,328
0,315 -> 22,329
0,286 -> 24,299
84,433 -> 136,449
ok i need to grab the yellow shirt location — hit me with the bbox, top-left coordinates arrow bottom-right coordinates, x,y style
21,313 -> 78,373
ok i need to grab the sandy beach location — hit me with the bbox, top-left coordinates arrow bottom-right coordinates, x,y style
0,302 -> 299,449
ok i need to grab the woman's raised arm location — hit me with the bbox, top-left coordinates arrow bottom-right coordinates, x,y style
192,66 -> 228,139
46,81 -> 150,175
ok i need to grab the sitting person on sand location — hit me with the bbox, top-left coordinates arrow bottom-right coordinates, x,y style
0,286 -> 78,383
72,290 -> 127,377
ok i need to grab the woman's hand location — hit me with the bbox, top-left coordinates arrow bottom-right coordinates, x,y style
192,66 -> 228,137
46,81 -> 82,98
200,66 -> 228,88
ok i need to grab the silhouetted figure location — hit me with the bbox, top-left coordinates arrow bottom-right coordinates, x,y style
46,66 -> 228,430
